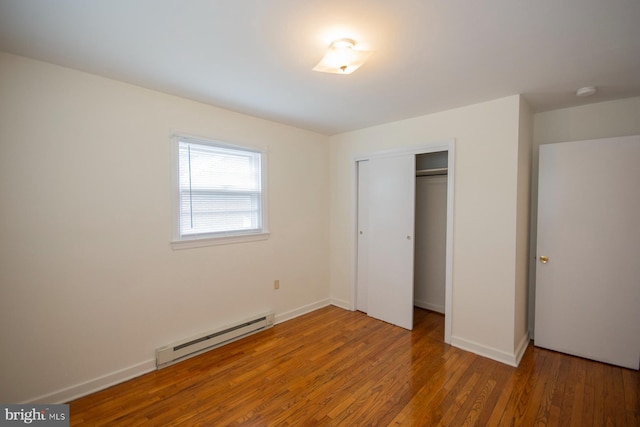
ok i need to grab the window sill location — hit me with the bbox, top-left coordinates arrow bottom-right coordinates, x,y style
170,232 -> 270,250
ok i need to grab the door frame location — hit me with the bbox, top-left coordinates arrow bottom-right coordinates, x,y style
351,140 -> 455,344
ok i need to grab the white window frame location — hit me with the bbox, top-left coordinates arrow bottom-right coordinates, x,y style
170,134 -> 270,249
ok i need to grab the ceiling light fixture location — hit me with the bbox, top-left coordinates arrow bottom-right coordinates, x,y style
313,38 -> 372,75
576,86 -> 597,97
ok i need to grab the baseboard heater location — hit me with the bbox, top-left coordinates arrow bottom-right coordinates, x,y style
156,312 -> 275,369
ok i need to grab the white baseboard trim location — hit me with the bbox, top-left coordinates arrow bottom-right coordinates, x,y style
25,359 -> 156,404
451,335 -> 526,367
274,298 -> 331,325
330,297 -> 351,311
514,332 -> 531,366
414,299 -> 445,314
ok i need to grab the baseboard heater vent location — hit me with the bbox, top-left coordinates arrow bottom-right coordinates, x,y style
156,312 -> 275,368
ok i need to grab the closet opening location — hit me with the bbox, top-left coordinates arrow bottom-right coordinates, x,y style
354,142 -> 454,344
414,152 -> 448,340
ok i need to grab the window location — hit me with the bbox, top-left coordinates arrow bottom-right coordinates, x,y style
171,135 -> 268,248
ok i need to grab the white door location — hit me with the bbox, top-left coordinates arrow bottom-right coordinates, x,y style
366,154 -> 415,330
535,135 -> 640,369
356,160 -> 369,312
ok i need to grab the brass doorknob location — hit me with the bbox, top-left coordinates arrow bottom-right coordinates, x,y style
539,255 -> 549,263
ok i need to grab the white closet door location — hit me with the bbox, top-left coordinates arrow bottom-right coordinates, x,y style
535,135 -> 640,369
356,160 -> 369,312
367,154 -> 415,330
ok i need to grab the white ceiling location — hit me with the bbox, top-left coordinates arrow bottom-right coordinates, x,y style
1,0 -> 639,135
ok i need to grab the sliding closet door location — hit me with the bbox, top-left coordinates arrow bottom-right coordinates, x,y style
367,154 -> 415,330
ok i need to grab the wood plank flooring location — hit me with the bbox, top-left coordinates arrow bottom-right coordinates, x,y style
69,306 -> 639,426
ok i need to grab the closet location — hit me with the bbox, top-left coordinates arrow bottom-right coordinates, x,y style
414,152 -> 448,314
355,146 -> 452,341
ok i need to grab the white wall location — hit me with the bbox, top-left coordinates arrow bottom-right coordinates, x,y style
329,95 -> 530,365
528,96 -> 640,336
0,53 -> 330,403
533,97 -> 640,144
514,97 -> 532,351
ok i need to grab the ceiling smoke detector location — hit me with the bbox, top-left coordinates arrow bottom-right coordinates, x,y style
576,86 -> 597,97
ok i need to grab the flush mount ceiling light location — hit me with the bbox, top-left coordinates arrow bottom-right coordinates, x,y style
313,38 -> 372,75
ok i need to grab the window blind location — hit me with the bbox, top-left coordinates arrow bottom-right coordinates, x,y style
178,138 -> 263,238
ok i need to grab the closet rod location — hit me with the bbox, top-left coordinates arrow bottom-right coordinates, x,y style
416,167 -> 448,177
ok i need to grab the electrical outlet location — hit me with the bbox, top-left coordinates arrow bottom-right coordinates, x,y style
274,279 -> 280,290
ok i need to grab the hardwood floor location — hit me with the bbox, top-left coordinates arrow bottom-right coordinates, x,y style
69,306 -> 639,426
